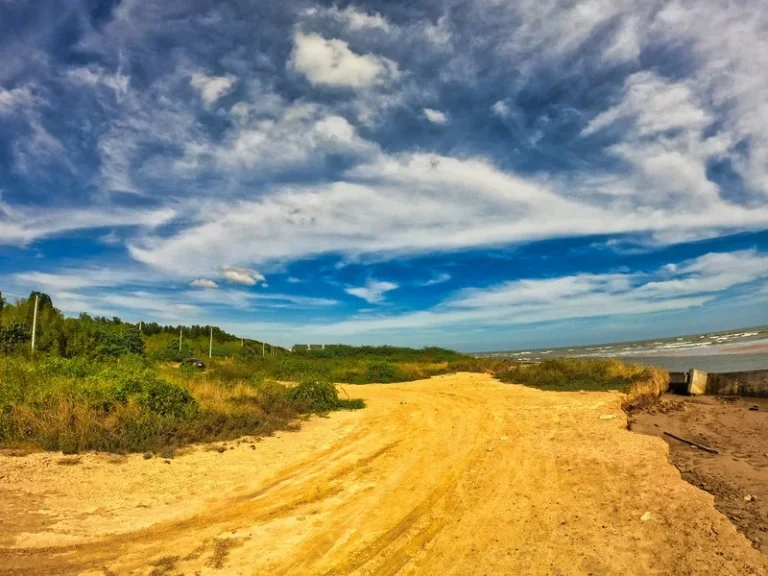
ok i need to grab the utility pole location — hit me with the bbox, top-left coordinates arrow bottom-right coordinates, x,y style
262,341 -> 265,357
209,326 -> 213,359
179,327 -> 183,353
241,338 -> 243,349
30,294 -> 39,353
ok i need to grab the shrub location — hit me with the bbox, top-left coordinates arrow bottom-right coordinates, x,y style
286,380 -> 365,412
0,322 -> 30,353
360,361 -> 407,384
493,358 -> 669,404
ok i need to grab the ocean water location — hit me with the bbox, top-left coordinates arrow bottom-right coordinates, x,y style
476,325 -> 768,373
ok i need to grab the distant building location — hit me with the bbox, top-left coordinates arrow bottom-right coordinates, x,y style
292,344 -> 326,352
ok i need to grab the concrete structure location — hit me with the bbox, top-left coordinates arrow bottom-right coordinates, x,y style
707,369 -> 768,397
292,344 -> 326,352
687,369 -> 709,395
670,368 -> 768,397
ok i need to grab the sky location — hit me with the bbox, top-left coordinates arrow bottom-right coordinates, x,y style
1,0 -> 767,352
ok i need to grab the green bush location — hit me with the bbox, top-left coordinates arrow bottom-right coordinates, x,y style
286,380 -> 365,412
113,376 -> 197,418
360,361 -> 407,383
493,358 -> 667,395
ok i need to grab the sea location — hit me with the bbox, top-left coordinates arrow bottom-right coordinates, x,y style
475,325 -> 768,373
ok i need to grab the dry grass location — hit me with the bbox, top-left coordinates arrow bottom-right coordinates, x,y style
624,365 -> 669,407
207,538 -> 245,569
494,358 -> 669,406
0,356 -> 360,453
148,555 -> 180,576
56,456 -> 82,466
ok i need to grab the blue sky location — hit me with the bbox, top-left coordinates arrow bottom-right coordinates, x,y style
1,0 -> 767,352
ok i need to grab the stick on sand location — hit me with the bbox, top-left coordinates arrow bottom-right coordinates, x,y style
663,431 -> 719,454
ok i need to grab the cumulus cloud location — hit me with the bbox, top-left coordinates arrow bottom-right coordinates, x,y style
345,279 -> 399,303
190,71 -> 237,106
290,32 -> 398,88
220,265 -> 265,286
190,278 -> 218,289
423,108 -> 447,124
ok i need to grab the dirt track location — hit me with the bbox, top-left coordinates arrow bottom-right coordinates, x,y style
1,373 -> 767,575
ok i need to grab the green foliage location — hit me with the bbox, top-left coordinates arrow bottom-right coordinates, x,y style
0,292 -> 275,361
160,338 -> 193,362
0,321 -> 30,353
292,344 -> 461,362
360,361 -> 407,384
0,353 -> 368,453
493,358 -> 657,392
93,325 -> 145,358
286,380 -> 365,412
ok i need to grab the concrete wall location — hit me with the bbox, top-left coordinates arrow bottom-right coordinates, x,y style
688,369 -> 709,395
707,369 -> 768,397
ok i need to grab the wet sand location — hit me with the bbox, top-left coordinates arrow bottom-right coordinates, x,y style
631,394 -> 768,554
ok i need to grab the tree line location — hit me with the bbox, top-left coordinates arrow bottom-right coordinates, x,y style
0,291 -> 244,359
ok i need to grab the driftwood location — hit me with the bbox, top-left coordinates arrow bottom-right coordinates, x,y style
663,431 -> 719,454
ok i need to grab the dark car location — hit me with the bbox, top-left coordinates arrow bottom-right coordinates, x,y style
181,357 -> 206,369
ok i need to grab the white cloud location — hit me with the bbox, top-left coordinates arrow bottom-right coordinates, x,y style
259,249 -> 768,338
101,291 -> 201,317
424,16 -> 451,46
67,66 -> 129,96
176,103 -> 378,176
649,0 -> 768,199
345,279 -> 399,303
128,151 -> 768,276
14,268 -> 141,290
190,71 -> 237,106
582,72 -> 711,138
579,71 -> 733,211
190,278 -> 218,289
305,6 -> 391,32
491,100 -> 510,118
422,273 -> 451,286
0,85 -> 35,114
0,201 -> 176,246
423,108 -> 448,124
290,32 -> 398,88
220,265 -> 265,286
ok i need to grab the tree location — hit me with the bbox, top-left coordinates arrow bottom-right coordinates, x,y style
0,322 -> 30,353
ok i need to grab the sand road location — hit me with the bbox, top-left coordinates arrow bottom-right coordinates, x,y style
1,373 -> 766,575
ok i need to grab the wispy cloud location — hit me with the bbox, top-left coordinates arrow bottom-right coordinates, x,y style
421,273 -> 451,286
303,6 -> 391,32
346,279 -> 399,304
